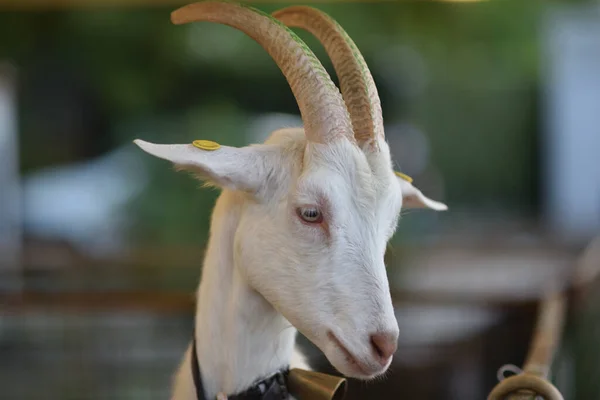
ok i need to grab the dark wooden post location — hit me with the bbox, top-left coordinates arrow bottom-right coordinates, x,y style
0,62 -> 22,291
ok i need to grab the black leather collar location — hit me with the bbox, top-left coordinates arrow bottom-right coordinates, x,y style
191,326 -> 291,400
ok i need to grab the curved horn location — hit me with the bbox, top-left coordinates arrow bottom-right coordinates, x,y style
273,6 -> 383,149
171,1 -> 353,144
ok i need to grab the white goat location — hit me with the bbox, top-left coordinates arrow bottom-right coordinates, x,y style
134,2 -> 448,399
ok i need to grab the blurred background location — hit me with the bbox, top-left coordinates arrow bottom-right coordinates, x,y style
0,0 -> 599,399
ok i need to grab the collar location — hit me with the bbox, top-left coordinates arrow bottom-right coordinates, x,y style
190,324 -> 347,400
191,328 -> 291,400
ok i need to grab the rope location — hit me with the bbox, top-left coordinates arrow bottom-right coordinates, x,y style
487,237 -> 600,399
496,364 -> 523,383
488,373 -> 564,400
487,289 -> 566,400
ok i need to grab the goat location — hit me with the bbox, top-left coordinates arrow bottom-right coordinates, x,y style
133,2 -> 448,399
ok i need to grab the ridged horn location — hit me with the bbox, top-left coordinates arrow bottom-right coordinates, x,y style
171,1 -> 353,144
273,6 -> 384,149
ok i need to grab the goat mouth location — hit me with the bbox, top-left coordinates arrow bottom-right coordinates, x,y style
326,331 -> 374,377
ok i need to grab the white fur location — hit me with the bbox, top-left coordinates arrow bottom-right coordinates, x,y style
134,128 -> 447,399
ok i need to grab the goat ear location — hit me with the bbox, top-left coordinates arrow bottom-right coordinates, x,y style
395,173 -> 448,211
134,139 -> 273,192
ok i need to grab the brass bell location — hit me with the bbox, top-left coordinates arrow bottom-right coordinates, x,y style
287,368 -> 347,400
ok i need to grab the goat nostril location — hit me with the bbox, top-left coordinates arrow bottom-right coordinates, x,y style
370,332 -> 398,363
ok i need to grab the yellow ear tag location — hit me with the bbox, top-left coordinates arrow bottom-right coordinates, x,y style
394,171 -> 413,183
193,140 -> 220,151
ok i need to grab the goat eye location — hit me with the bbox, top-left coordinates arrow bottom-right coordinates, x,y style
298,207 -> 322,223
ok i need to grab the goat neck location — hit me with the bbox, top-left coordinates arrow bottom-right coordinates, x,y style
170,190 -> 297,400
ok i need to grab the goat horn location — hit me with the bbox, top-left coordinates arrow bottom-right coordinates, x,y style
171,1 -> 353,144
273,6 -> 383,150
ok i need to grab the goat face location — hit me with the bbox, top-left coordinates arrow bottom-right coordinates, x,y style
236,130 -> 446,379
239,135 -> 400,379
134,128 -> 446,380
